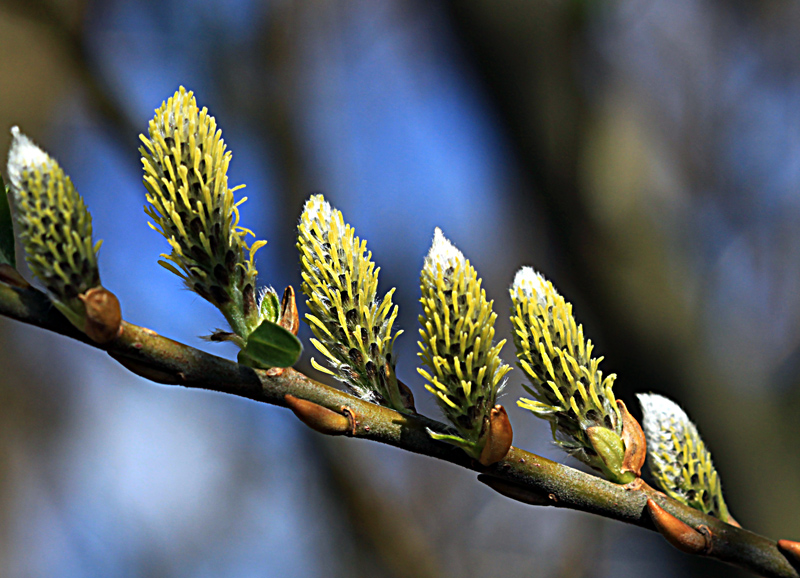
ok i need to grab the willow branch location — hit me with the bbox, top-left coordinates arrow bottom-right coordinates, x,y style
0,280 -> 796,578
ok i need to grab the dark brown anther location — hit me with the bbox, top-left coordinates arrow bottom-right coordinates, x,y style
279,286 -> 299,336
778,539 -> 800,566
647,499 -> 710,555
284,395 -> 350,436
213,263 -> 230,286
0,264 -> 30,289
209,285 -> 230,305
348,348 -> 363,365
618,399 -> 646,478
79,287 -> 122,344
478,405 -> 514,466
477,474 -> 551,506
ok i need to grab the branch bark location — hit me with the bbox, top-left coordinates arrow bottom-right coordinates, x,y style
0,280 -> 796,578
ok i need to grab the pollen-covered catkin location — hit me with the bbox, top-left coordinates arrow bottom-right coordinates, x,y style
298,194 -> 407,411
418,228 -> 511,459
7,128 -> 100,304
141,86 -> 267,338
510,266 -> 632,482
6,127 -> 108,333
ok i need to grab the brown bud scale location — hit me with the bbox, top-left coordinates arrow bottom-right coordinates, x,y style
618,399 -> 646,477
478,405 -> 514,466
80,287 -> 122,344
279,286 -> 299,336
647,498 -> 709,555
778,539 -> 800,566
285,394 -> 350,436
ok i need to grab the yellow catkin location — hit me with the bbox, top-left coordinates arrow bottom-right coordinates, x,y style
418,228 -> 511,455
297,194 -> 406,411
510,266 -> 625,476
140,87 -> 267,336
7,127 -> 100,330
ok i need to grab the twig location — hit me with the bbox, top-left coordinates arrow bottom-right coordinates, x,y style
0,280 -> 796,578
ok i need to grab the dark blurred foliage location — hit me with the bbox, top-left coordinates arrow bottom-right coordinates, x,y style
0,0 -> 798,576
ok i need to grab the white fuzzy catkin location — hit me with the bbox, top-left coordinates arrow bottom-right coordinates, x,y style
637,393 -> 733,521
7,127 -> 53,192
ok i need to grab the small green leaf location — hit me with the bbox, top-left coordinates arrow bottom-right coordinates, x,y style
259,288 -> 280,323
238,319 -> 302,369
586,426 -> 635,484
427,428 -> 481,460
0,175 -> 15,267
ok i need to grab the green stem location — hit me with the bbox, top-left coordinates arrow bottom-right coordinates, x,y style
219,288 -> 257,342
0,280 -> 796,578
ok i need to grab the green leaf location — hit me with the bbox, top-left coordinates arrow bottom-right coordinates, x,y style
585,426 -> 635,484
238,319 -> 302,369
427,428 -> 481,460
0,175 -> 15,267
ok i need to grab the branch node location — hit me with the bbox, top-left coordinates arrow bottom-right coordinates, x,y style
341,406 -> 358,436
622,477 -> 648,492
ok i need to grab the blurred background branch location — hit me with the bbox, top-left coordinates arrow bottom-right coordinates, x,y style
0,0 -> 138,144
